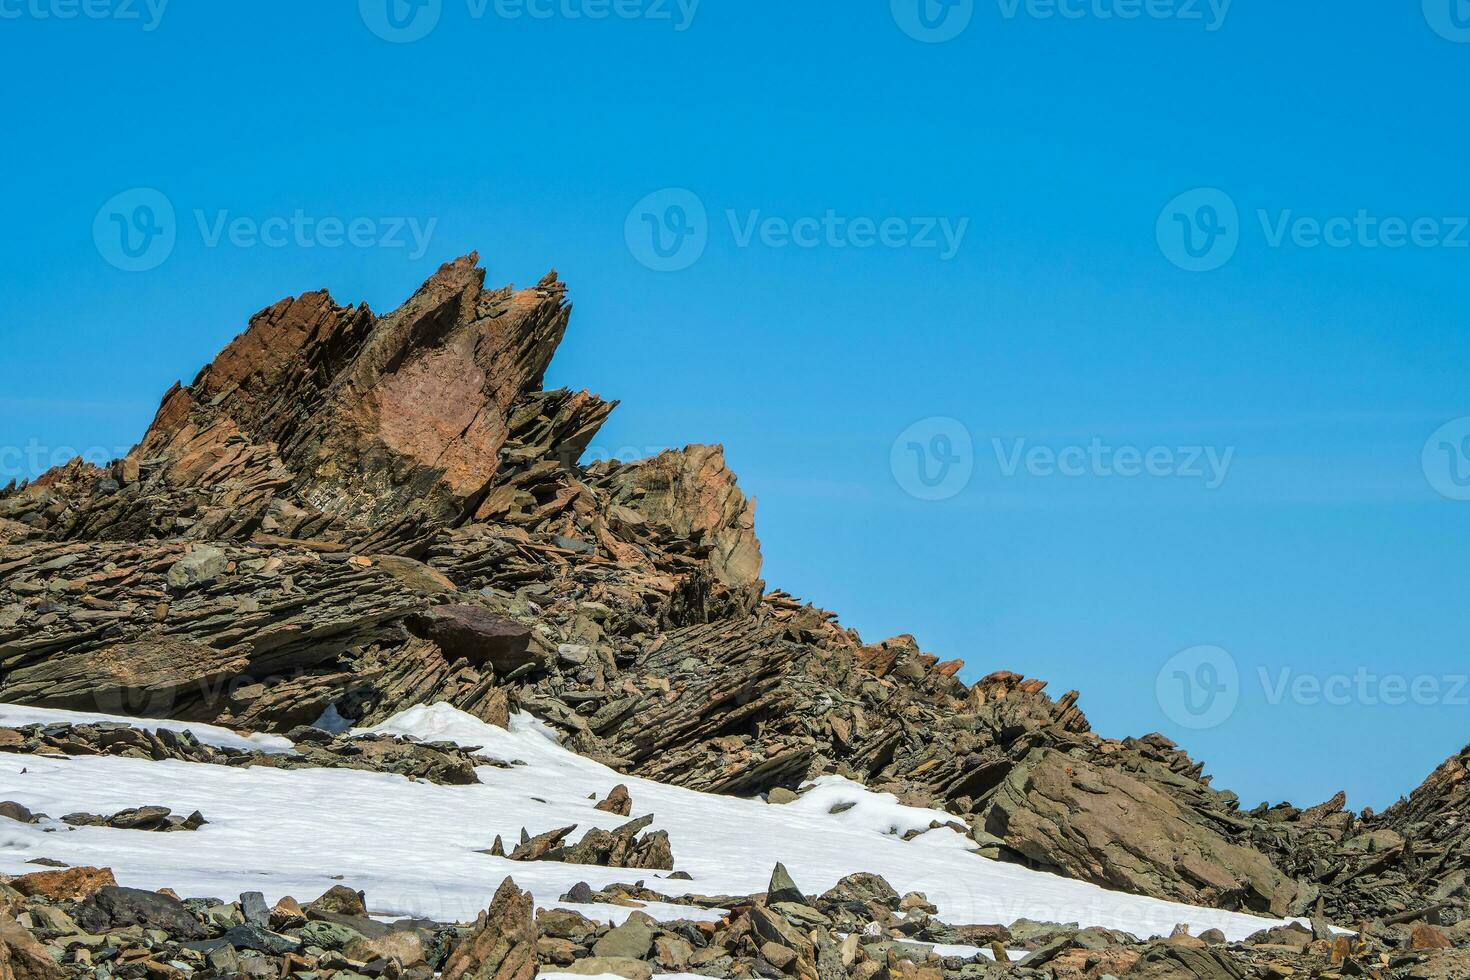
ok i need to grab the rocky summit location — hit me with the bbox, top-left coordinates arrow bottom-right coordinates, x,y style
3,254 -> 1470,979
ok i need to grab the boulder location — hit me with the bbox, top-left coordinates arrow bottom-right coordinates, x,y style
408,605 -> 538,673
980,748 -> 1298,916
9,867 -> 116,901
75,886 -> 207,939
440,877 -> 537,980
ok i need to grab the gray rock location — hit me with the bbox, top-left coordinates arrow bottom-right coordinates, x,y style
166,546 -> 228,591
296,919 -> 368,950
222,922 -> 303,955
240,891 -> 271,927
592,912 -> 656,960
75,886 -> 207,939
0,801 -> 36,823
767,862 -> 806,905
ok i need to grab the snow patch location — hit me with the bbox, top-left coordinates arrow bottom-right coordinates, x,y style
0,701 -> 1301,941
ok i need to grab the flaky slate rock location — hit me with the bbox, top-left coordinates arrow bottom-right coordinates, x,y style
980,748 -> 1297,917
0,634 -> 250,716
441,877 -> 537,980
599,445 -> 762,590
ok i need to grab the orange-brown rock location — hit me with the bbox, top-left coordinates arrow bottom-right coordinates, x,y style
1412,923 -> 1454,950
10,866 -> 116,901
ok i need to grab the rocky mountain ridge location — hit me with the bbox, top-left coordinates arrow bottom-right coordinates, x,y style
1,253 -> 1466,940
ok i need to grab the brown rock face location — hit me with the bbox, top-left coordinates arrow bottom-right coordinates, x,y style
441,877 -> 537,980
5,254 -> 590,546
0,914 -> 65,980
274,258 -> 573,527
600,444 -> 762,590
9,866 -> 117,901
980,749 -> 1298,917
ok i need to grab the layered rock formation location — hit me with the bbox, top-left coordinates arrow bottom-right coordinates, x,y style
2,254 -> 1467,936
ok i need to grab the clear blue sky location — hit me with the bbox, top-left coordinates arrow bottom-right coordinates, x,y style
3,2 -> 1469,812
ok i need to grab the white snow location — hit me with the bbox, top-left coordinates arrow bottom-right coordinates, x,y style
0,702 -> 1301,941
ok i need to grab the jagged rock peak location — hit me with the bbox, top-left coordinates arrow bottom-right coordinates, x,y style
3,255 -> 613,545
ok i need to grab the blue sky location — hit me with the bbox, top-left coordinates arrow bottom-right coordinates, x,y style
3,1 -> 1469,811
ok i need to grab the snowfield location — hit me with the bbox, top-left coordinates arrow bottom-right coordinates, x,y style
0,702 -> 1302,943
